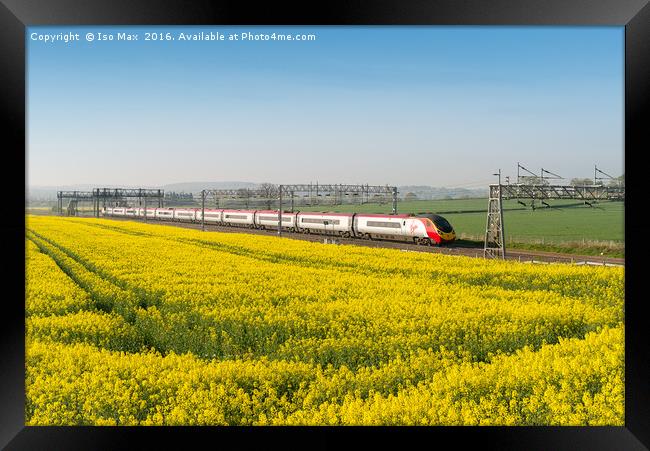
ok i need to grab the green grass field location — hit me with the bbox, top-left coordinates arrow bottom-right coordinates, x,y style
298,199 -> 624,257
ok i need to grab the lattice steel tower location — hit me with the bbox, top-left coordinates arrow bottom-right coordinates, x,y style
484,184 -> 506,259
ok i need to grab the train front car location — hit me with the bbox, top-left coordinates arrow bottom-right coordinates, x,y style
416,213 -> 456,244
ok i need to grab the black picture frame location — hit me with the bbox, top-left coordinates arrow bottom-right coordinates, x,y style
2,1 -> 647,449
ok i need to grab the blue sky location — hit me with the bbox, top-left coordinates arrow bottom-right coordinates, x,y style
27,26 -> 624,187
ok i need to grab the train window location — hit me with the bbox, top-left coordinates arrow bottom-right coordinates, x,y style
259,216 -> 291,222
301,218 -> 340,225
225,214 -> 248,219
431,215 -> 453,233
366,221 -> 400,228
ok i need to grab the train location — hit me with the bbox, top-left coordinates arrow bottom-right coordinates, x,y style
101,207 -> 456,246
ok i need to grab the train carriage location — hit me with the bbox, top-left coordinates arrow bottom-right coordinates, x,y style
196,209 -> 223,223
173,208 -> 197,222
108,207 -> 126,216
354,214 -> 411,240
134,208 -> 157,218
155,208 -> 175,221
255,210 -> 298,231
403,216 -> 440,245
296,212 -> 354,236
354,213 -> 455,245
222,209 -> 256,227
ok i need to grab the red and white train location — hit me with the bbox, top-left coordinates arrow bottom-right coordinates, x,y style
102,207 -> 456,245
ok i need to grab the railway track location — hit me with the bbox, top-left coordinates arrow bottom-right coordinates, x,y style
102,216 -> 624,266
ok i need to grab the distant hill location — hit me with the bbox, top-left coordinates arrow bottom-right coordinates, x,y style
27,181 -> 488,204
27,181 -> 260,202
398,186 -> 487,200
162,181 -> 258,193
27,184 -> 142,202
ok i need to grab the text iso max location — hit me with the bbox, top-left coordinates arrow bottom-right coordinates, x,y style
90,32 -> 140,41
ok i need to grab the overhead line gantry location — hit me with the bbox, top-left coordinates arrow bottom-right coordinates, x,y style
484,165 -> 624,259
56,188 -> 165,216
199,183 -> 399,234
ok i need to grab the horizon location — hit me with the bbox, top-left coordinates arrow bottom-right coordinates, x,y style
27,180 -> 492,191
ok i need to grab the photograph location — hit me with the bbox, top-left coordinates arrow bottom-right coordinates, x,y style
22,24 -> 628,428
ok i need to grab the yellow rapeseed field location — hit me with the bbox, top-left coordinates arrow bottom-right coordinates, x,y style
25,215 -> 624,425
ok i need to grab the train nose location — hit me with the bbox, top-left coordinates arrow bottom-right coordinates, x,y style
440,230 -> 456,241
